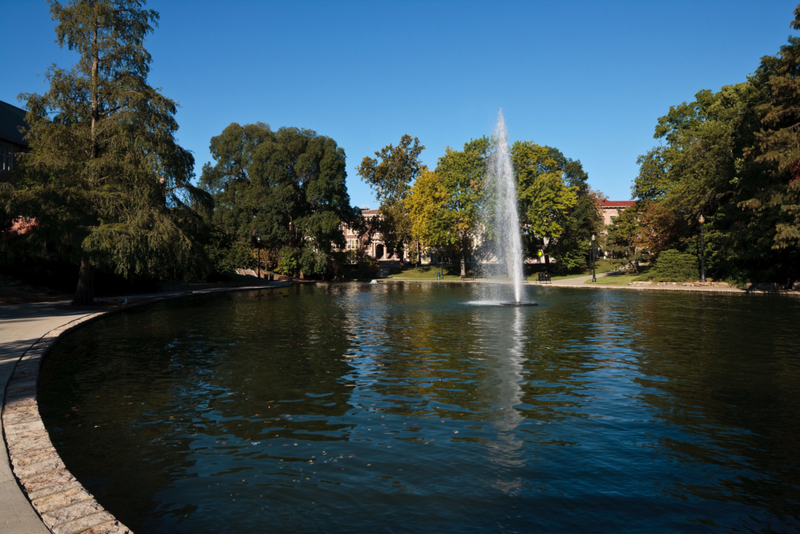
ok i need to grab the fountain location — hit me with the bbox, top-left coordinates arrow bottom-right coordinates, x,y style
486,109 -> 536,306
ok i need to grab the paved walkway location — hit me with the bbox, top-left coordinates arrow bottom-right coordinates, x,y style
1,300 -> 92,534
1,283 -> 288,534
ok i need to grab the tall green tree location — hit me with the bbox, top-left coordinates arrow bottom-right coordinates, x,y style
630,78 -> 791,280
540,147 -> 602,271
605,203 -> 644,272
407,138 -> 488,276
200,122 -> 358,279
510,141 -> 578,270
10,0 -> 209,304
356,135 -> 425,258
744,6 -> 800,257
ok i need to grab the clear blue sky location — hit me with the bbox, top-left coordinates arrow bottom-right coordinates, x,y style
2,0 -> 797,207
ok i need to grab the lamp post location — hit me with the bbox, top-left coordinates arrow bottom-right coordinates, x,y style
256,237 -> 261,280
591,234 -> 596,282
698,215 -> 705,282
542,236 -> 550,273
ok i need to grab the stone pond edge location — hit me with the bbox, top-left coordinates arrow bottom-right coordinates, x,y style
2,283 -> 293,534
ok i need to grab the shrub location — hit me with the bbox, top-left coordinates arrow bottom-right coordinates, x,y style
636,249 -> 699,282
205,236 -> 256,275
299,246 -> 329,278
275,246 -> 299,276
553,248 -> 587,274
356,256 -> 379,279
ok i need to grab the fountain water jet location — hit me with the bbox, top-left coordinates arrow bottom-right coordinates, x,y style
486,110 -> 535,306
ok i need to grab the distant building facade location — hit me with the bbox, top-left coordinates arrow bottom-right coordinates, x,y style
599,200 -> 636,230
342,208 -> 410,262
343,201 -> 636,264
0,100 -> 33,241
0,100 -> 28,180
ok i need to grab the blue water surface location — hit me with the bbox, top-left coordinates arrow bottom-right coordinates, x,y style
39,283 -> 800,533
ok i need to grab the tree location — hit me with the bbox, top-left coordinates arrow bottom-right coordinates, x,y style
510,141 -> 578,270
356,135 -> 425,259
406,138 -> 488,277
605,203 -> 644,272
10,0 -> 209,304
743,6 -> 800,256
625,5 -> 800,283
631,79 -> 794,281
200,122 -> 358,279
541,147 -> 603,272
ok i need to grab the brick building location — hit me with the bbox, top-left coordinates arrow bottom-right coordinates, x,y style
599,200 -> 636,230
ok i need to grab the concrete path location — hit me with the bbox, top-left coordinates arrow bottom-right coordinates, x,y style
0,300 -> 94,534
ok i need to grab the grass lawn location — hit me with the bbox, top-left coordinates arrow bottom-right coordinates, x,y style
586,265 -> 651,285
527,259 -> 618,281
590,272 -> 639,285
388,260 -> 625,282
388,265 -> 479,281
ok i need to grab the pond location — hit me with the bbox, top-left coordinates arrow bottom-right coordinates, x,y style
39,283 -> 800,533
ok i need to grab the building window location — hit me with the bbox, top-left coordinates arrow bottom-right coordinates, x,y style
0,143 -> 13,172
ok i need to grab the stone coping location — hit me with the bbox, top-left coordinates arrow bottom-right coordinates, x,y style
2,311 -> 131,534
2,283 -> 292,534
384,277 -> 799,295
553,281 -> 798,294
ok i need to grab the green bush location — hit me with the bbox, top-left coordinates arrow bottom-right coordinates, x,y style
300,245 -> 329,277
553,248 -> 588,274
275,246 -> 299,276
335,255 -> 379,280
636,249 -> 699,282
356,256 -> 379,279
205,236 -> 256,275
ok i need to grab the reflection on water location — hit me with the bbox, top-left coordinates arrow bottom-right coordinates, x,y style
38,283 -> 800,533
483,306 -> 526,492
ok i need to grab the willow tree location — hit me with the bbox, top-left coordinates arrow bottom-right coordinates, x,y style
13,0 -> 208,304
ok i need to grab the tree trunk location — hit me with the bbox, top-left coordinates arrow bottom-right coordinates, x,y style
460,254 -> 466,278
74,257 -> 94,305
544,254 -> 551,273
91,20 -> 99,162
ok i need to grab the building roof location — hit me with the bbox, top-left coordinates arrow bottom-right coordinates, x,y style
600,200 -> 636,208
0,100 -> 28,147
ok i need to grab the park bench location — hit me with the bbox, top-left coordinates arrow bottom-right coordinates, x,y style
537,272 -> 551,284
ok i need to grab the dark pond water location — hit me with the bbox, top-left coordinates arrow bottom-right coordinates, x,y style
39,283 -> 800,533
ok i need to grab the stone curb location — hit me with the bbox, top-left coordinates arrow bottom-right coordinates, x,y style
386,277 -> 800,295
2,283 -> 294,534
551,283 -> 799,295
2,312 -> 133,534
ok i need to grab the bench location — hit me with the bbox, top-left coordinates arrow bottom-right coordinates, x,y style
537,272 -> 551,284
